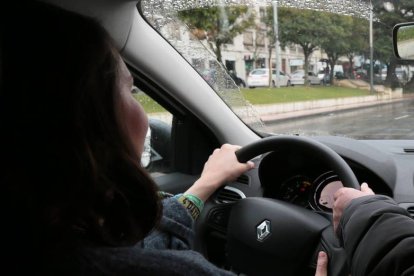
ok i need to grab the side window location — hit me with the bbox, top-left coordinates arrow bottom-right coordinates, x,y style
132,86 -> 173,176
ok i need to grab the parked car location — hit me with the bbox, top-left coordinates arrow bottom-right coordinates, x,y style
202,69 -> 246,88
317,71 -> 331,84
334,71 -> 346,80
290,70 -> 321,85
355,68 -> 368,80
247,68 -> 291,88
228,70 -> 246,87
395,67 -> 408,84
201,69 -> 217,86
381,68 -> 387,81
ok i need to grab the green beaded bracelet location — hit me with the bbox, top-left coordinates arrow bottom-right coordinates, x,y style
176,194 -> 200,220
184,194 -> 204,212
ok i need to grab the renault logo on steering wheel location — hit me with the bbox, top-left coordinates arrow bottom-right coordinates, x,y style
257,220 -> 271,242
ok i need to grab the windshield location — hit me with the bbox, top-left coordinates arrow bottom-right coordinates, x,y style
141,0 -> 414,140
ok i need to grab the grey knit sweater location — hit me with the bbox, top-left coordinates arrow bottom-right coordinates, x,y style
49,197 -> 235,276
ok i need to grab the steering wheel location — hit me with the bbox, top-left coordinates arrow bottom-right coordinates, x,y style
226,136 -> 359,275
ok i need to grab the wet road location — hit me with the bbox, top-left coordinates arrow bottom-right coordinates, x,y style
266,99 -> 414,139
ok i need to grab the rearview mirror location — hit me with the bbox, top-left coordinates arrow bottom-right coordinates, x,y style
393,22 -> 414,61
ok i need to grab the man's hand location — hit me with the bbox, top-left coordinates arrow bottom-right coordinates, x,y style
333,183 -> 374,232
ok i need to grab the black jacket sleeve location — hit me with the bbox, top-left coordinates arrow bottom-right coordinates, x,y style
337,195 -> 414,276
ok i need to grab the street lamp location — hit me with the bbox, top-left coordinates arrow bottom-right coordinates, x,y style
272,0 -> 280,88
369,0 -> 374,93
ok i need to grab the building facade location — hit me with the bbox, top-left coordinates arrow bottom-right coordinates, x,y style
165,6 -> 328,83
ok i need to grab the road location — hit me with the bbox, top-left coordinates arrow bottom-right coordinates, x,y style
266,99 -> 414,139
398,39 -> 414,60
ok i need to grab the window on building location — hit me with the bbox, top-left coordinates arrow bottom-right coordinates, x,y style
192,58 -> 205,71
259,7 -> 266,23
209,60 -> 217,69
256,32 -> 265,46
243,31 -> 253,45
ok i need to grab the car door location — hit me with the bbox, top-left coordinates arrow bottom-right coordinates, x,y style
272,69 -> 288,86
308,72 -> 320,84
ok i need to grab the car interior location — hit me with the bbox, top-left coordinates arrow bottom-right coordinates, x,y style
7,0 -> 414,275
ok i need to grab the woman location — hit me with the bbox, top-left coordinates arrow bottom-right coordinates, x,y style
1,1 -> 252,274
1,1 -> 328,275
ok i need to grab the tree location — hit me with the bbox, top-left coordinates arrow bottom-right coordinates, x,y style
178,5 -> 255,65
320,14 -> 352,84
272,7 -> 327,85
371,0 -> 414,87
263,7 -> 278,86
346,17 -> 369,79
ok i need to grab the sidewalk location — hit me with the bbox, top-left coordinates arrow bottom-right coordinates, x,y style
258,90 -> 412,123
149,87 -> 414,125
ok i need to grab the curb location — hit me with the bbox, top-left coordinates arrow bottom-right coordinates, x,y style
148,93 -> 414,125
257,93 -> 414,123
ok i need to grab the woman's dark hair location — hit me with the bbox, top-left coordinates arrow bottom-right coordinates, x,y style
1,0 -> 161,257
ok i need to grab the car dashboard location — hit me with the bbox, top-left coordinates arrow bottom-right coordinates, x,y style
200,136 -> 414,269
259,149 -> 393,212
205,136 -> 414,234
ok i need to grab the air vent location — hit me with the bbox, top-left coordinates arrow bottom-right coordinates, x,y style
236,174 -> 250,185
403,148 -> 414,153
407,206 -> 414,218
216,186 -> 246,204
208,207 -> 231,230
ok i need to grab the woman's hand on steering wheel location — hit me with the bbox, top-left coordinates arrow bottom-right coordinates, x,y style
185,144 -> 255,202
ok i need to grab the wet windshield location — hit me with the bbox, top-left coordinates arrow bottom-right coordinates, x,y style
140,0 -> 414,139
